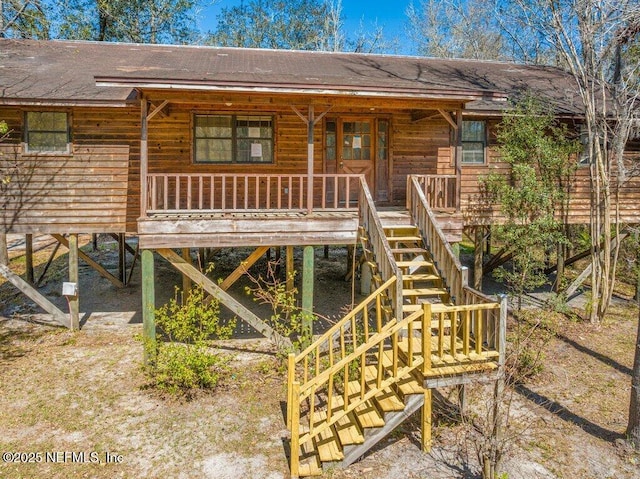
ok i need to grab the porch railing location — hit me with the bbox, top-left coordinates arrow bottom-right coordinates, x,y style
413,174 -> 458,211
146,173 -> 362,214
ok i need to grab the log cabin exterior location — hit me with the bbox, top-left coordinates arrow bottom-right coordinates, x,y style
1,39 -> 638,476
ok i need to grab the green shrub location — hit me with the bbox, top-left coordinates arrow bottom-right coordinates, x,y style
143,282 -> 235,396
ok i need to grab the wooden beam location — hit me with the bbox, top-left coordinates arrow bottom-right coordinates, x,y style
286,245 -> 294,293
307,105 -> 315,214
474,226 -> 483,291
156,248 -> 290,346
454,109 -> 462,213
141,249 -> 156,365
127,242 -> 140,285
140,98 -> 149,218
301,246 -> 314,345
25,234 -> 34,284
438,109 -> 458,130
219,246 -> 270,291
0,233 -> 7,265
52,234 -> 125,289
422,389 -> 432,452
118,233 -> 127,284
146,99 -> 169,122
108,233 -> 136,256
36,240 -> 62,287
0,262 -> 69,328
182,248 -> 192,298
68,233 -> 80,330
565,232 -> 630,297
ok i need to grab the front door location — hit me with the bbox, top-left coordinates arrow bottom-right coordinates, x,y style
325,117 -> 389,203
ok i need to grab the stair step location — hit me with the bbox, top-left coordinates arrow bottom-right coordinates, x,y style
385,236 -> 422,244
403,273 -> 441,282
363,365 -> 406,412
298,441 -> 323,477
343,381 -> 386,428
333,412 -> 365,446
402,287 -> 448,297
391,247 -> 428,255
396,260 -> 434,269
314,424 -> 344,462
403,302 -> 455,313
384,225 -> 418,233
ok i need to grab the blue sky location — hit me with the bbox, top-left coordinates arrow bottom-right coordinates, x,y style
198,0 -> 414,53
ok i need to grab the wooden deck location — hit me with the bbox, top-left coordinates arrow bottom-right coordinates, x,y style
138,210 -> 359,248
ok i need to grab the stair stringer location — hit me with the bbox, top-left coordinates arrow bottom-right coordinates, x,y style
340,390 -> 425,468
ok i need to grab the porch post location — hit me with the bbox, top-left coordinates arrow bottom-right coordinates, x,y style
140,97 -> 149,218
0,233 -> 7,265
68,233 -> 80,330
141,249 -> 156,365
301,246 -> 314,346
25,233 -> 34,284
307,105 -> 315,214
455,109 -> 462,213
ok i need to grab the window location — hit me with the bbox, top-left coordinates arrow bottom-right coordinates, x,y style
25,112 -> 69,153
461,120 -> 486,164
578,124 -> 590,165
194,114 -> 273,163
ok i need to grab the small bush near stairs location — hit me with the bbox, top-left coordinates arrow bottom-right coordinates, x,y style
142,284 -> 235,396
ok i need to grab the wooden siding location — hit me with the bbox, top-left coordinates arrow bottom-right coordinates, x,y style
0,106 -> 136,234
2,99 -> 638,239
391,113 -> 452,203
459,121 -> 640,226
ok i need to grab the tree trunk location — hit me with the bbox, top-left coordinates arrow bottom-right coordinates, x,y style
627,302 -> 640,449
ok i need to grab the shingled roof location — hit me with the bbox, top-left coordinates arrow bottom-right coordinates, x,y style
0,39 -> 583,115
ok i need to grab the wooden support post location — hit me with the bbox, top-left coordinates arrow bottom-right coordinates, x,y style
457,384 -> 467,415
25,234 -> 34,284
474,226 -> 484,291
0,232 -> 8,265
141,249 -> 156,365
68,233 -> 80,330
324,245 -> 329,259
302,246 -> 314,345
454,109 -> 462,213
118,233 -> 127,284
346,245 -> 354,278
306,105 -> 315,214
485,226 -> 491,255
140,98 -> 149,218
422,388 -> 432,452
182,248 -> 192,299
92,233 -> 98,251
555,242 -> 565,293
360,260 -> 372,295
286,245 -> 295,293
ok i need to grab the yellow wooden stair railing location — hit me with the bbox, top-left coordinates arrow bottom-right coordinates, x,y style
286,176 -> 506,477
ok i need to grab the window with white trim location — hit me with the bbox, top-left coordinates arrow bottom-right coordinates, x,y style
194,114 -> 274,163
25,112 -> 70,153
461,120 -> 486,164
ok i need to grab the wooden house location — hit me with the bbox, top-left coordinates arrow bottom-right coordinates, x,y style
1,39 -> 638,476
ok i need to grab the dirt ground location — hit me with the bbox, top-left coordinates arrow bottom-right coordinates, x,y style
1,235 -> 639,478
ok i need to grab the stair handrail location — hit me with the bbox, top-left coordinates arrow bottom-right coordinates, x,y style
358,176 -> 403,317
293,307 -> 426,447
408,175 -> 468,303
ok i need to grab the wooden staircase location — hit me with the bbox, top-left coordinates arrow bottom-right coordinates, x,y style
286,178 -> 505,477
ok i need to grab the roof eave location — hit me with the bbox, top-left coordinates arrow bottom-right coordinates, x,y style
94,77 -> 506,103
